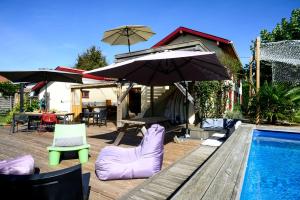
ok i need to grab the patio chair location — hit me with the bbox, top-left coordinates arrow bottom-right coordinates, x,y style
39,113 -> 58,132
95,124 -> 165,180
12,113 -> 29,132
47,124 -> 90,166
0,164 -> 90,200
93,108 -> 107,126
80,109 -> 92,126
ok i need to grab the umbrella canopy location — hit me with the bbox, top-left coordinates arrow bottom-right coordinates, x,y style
0,70 -> 82,83
0,70 -> 83,112
86,50 -> 230,86
86,50 -> 229,133
102,25 -> 155,52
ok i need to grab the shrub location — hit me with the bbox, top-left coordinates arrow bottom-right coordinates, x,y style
224,104 -> 243,119
249,82 -> 300,124
5,97 -> 39,124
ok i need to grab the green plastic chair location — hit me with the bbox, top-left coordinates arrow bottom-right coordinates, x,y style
47,124 -> 90,166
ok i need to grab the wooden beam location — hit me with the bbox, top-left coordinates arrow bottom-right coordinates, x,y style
70,82 -> 118,89
150,86 -> 154,116
255,37 -> 261,92
174,83 -> 194,104
116,83 -> 122,127
249,57 -> 253,97
255,37 -> 261,124
19,83 -> 24,112
117,82 -> 134,105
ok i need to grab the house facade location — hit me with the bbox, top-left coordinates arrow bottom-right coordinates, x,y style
114,27 -> 242,123
32,27 -> 242,124
32,66 -> 117,113
151,27 -> 242,111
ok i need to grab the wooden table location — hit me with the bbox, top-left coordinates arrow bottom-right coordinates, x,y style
114,117 -> 170,145
11,112 -> 74,133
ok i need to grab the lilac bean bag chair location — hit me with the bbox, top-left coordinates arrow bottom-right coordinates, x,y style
0,155 -> 34,175
95,124 -> 165,180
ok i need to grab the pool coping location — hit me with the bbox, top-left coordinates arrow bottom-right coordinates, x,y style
171,124 -> 254,200
234,126 -> 253,200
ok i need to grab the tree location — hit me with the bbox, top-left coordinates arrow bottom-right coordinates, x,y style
260,9 -> 300,42
75,46 -> 107,70
218,53 -> 241,81
245,9 -> 300,123
0,82 -> 19,97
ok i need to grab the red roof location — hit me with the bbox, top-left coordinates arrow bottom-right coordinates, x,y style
0,75 -> 8,82
152,26 -> 231,48
32,66 -> 107,92
55,66 -> 106,80
32,81 -> 47,91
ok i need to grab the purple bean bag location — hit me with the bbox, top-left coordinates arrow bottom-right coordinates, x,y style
0,155 -> 34,175
95,124 -> 165,180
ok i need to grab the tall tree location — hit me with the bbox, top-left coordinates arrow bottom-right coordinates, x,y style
75,46 -> 107,70
260,8 -> 300,42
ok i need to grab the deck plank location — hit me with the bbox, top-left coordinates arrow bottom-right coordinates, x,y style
0,123 -> 201,200
171,125 -> 253,200
201,127 -> 252,200
120,143 -> 217,200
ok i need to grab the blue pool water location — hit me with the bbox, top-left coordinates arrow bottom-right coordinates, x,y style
240,130 -> 300,200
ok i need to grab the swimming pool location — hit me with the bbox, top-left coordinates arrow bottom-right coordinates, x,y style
240,129 -> 300,200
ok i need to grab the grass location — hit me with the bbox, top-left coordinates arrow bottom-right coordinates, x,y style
0,115 -> 7,125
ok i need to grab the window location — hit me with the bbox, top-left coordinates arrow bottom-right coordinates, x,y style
82,90 -> 89,99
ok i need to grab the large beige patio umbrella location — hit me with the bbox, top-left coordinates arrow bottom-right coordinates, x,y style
86,51 -> 229,85
102,25 -> 155,53
85,50 -> 230,132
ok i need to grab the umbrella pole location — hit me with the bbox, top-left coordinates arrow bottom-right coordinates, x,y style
20,83 -> 24,112
150,86 -> 154,116
185,83 -> 189,134
45,81 -> 48,112
126,28 -> 131,53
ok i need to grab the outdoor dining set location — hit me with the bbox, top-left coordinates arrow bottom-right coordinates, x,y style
11,108 -> 108,133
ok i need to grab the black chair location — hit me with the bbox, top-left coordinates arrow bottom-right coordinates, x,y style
80,109 -> 93,127
93,108 -> 107,126
0,164 -> 90,200
12,114 -> 29,132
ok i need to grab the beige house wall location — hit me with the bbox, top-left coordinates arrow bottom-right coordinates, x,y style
81,88 -> 117,105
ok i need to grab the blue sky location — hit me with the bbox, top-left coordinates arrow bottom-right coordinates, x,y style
0,0 -> 299,70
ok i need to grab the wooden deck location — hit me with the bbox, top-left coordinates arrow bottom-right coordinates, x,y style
0,122 -> 202,200
171,124 -> 254,200
120,144 -> 217,200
